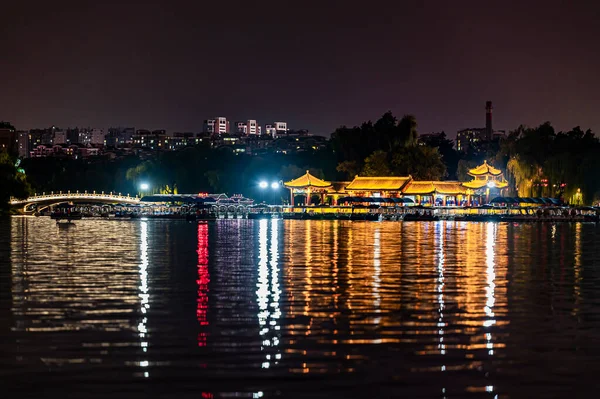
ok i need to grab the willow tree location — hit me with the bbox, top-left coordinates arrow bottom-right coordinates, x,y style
506,157 -> 536,197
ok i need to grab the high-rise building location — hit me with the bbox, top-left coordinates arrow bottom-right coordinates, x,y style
53,130 -> 67,145
17,131 -> 30,158
0,127 -> 16,154
203,117 -> 229,134
215,117 -> 229,134
236,120 -> 261,135
106,127 -> 135,147
265,121 -> 288,138
203,119 -> 215,134
90,128 -> 106,146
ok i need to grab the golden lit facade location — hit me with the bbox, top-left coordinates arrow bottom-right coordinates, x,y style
283,171 -> 333,205
284,161 -> 509,206
462,161 -> 509,203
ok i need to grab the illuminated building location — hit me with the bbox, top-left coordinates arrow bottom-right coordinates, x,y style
265,122 -> 288,138
235,120 -> 262,135
401,181 -> 468,206
284,161 -> 508,206
345,176 -> 412,198
462,161 -> 509,203
283,171 -> 334,205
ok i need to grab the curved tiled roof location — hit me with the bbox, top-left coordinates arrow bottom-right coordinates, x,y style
284,171 -> 332,188
468,160 -> 502,176
462,180 -> 509,189
402,181 -> 467,195
402,181 -> 436,195
345,176 -> 412,191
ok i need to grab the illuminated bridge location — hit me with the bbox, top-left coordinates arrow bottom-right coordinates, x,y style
10,191 -> 140,213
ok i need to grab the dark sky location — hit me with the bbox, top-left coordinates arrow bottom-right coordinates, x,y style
2,1 -> 600,137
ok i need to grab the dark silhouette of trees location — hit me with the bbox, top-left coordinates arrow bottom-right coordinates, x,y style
500,123 -> 600,203
0,151 -> 31,214
331,112 -> 446,180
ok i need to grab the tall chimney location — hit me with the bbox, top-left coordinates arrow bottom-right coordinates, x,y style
485,101 -> 493,140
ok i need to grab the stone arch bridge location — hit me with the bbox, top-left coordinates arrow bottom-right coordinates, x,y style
10,192 -> 140,214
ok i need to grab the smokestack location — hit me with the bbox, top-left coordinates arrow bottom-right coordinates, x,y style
485,101 -> 493,140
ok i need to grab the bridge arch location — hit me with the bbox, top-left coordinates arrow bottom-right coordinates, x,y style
10,192 -> 140,214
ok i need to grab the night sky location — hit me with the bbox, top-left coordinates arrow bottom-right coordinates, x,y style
2,1 -> 600,137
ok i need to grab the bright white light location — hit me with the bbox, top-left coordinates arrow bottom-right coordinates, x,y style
271,182 -> 279,189
140,183 -> 150,191
259,181 -> 268,189
487,181 -> 496,188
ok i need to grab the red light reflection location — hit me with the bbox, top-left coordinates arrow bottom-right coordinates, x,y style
197,222 -> 210,347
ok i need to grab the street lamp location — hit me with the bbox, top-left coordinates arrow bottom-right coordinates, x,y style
140,183 -> 150,191
259,181 -> 268,189
271,182 -> 280,189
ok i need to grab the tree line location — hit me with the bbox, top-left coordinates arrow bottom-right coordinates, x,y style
3,111 -> 600,211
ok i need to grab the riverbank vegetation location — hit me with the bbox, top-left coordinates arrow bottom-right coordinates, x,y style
4,112 -> 600,206
0,152 -> 31,215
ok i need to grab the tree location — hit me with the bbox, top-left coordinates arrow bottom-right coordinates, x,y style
397,115 -> 418,147
363,150 -> 392,176
336,160 -> 361,179
420,132 -> 460,179
0,121 -> 15,130
392,146 -> 446,180
0,151 -> 31,214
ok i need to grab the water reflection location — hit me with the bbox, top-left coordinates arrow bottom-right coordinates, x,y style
2,217 -> 600,397
256,219 -> 282,369
138,221 -> 150,377
197,222 -> 210,347
484,223 -> 496,359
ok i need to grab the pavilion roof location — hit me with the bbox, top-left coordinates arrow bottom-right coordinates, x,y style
468,160 -> 502,176
431,181 -> 468,195
462,180 -> 509,189
284,171 -> 332,188
345,176 -> 412,191
402,181 -> 435,194
402,181 -> 467,195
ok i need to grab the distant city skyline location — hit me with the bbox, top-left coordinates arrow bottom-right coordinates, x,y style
2,1 -> 600,137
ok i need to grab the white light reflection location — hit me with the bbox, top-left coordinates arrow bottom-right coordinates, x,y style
269,219 -> 282,364
484,222 -> 496,356
138,221 -> 150,376
256,219 -> 282,369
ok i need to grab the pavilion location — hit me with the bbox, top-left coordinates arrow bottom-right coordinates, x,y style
401,181 -> 467,206
283,171 -> 333,205
462,161 -> 509,203
283,161 -> 510,206
344,176 -> 412,198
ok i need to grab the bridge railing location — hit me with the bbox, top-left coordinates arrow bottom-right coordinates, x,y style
10,191 -> 140,205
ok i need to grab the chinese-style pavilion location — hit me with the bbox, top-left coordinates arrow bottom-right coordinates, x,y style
462,161 -> 509,203
283,171 -> 333,205
283,161 -> 509,206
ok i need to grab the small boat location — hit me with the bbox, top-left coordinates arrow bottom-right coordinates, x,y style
51,211 -> 83,220
56,220 -> 76,228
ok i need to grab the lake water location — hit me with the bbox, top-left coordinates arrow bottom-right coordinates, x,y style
1,217 -> 600,398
